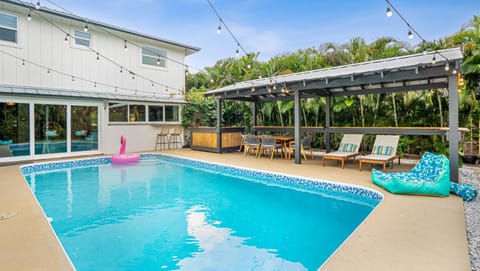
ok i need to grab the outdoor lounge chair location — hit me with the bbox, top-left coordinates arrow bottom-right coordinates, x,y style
322,134 -> 363,169
287,136 -> 313,160
372,152 -> 450,196
358,135 -> 400,172
258,136 -> 283,159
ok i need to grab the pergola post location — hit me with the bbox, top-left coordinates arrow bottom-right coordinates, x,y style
252,101 -> 258,135
325,96 -> 331,152
294,90 -> 301,164
216,98 -> 222,153
448,74 -> 459,183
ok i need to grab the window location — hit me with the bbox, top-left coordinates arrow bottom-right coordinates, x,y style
73,30 -> 91,47
108,103 -> 179,123
148,105 -> 163,122
108,103 -> 128,122
0,12 -> 17,43
165,105 -> 180,122
129,105 -> 145,122
141,45 -> 167,68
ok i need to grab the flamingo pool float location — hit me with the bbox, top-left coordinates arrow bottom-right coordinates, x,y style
111,135 -> 140,163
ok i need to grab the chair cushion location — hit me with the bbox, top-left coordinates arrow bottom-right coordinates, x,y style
372,145 -> 392,155
339,143 -> 356,152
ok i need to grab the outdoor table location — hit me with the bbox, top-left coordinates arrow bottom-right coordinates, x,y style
272,136 -> 294,159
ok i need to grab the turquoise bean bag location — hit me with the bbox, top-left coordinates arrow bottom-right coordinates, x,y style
372,152 -> 450,196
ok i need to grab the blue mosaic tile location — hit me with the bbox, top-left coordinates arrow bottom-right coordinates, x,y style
21,153 -> 383,206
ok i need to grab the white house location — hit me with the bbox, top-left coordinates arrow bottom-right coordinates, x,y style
0,0 -> 199,162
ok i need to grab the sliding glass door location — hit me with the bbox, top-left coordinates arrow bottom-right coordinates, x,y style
0,99 -> 100,159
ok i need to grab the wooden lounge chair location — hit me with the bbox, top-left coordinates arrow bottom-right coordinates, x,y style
322,134 -> 363,169
358,135 -> 400,172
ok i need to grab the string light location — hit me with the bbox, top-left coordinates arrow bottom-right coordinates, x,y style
206,0 -> 249,58
96,52 -> 100,61
35,1 -> 40,9
30,7 -> 183,93
385,0 -> 456,74
385,0 -> 426,42
43,0 -> 201,74
27,10 -> 32,21
84,23 -> 88,32
156,58 -> 161,65
1,50 -> 176,99
124,40 -> 128,51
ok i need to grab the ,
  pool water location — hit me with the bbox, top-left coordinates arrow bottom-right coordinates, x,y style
22,154 -> 382,271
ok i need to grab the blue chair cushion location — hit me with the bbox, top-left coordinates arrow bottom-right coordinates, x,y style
450,182 -> 478,202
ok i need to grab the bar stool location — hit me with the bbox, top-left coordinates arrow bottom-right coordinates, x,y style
169,127 -> 182,149
155,127 -> 170,150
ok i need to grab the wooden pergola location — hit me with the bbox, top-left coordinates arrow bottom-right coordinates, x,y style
204,48 -> 463,182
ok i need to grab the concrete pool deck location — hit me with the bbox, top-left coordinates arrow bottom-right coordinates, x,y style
0,149 -> 471,270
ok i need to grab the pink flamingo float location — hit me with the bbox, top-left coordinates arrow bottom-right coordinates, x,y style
111,135 -> 140,163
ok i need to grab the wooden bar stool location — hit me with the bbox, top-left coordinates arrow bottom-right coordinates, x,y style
168,127 -> 182,149
155,127 -> 170,150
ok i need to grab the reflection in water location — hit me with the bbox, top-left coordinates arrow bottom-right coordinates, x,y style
176,205 -> 307,271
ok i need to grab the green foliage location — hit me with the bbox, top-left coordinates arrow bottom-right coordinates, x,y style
184,15 -> 480,154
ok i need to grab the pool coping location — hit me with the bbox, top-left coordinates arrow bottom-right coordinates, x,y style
0,149 -> 471,271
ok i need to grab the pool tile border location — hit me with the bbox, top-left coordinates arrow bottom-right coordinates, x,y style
21,153 -> 383,206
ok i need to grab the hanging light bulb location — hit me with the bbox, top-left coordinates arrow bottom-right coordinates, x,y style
247,63 -> 251,69
27,10 -> 32,21
217,23 -> 222,34
431,55 -> 436,65
124,40 -> 128,51
96,52 -> 100,62
452,69 -> 457,75
386,7 -> 392,17
94,82 -> 97,87
445,63 -> 449,71
64,33 -> 69,43
72,76 -> 75,82
235,48 -> 239,57
84,23 -> 88,32
35,1 -> 40,9
408,29 -> 413,39
156,58 -> 161,65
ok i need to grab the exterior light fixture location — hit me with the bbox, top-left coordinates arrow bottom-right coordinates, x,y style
408,29 -> 413,39
386,7 -> 392,17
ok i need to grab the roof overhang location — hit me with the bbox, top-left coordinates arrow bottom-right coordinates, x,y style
0,85 -> 185,104
204,48 -> 463,101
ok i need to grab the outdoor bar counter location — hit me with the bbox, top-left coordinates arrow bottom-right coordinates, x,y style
190,126 -> 244,153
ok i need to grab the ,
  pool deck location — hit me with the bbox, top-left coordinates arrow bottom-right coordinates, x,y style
0,149 -> 471,271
